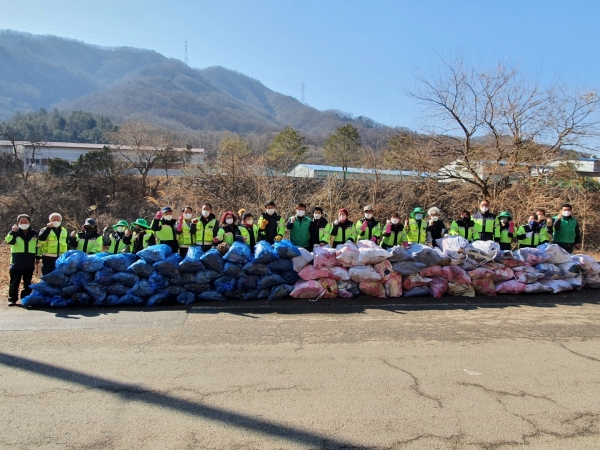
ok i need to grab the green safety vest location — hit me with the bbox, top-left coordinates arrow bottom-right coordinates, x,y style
315,222 -> 332,245
177,221 -> 194,247
288,216 -> 311,248
5,230 -> 39,263
517,225 -> 549,248
494,225 -> 513,244
381,224 -> 407,247
38,227 -> 68,256
449,220 -> 479,242
132,231 -> 154,252
238,224 -> 259,245
356,219 -> 382,241
154,220 -> 176,243
553,217 -> 578,244
406,219 -> 428,244
217,225 -> 237,245
75,234 -> 104,254
194,218 -> 218,245
107,234 -> 130,254
331,221 -> 357,244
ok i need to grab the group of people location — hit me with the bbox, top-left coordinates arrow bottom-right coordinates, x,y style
5,200 -> 582,305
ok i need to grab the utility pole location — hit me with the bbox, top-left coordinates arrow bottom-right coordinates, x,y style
184,40 -> 188,66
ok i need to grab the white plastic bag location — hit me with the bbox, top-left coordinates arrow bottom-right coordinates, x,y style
335,243 -> 361,267
543,244 -> 572,265
535,263 -> 562,280
523,282 -> 553,294
357,240 -> 391,265
313,246 -> 341,269
556,261 -> 582,278
539,279 -> 573,293
468,240 -> 499,262
571,255 -> 600,275
585,273 -> 600,288
435,236 -> 470,261
349,265 -> 382,283
566,274 -> 584,289
387,245 -> 412,262
292,247 -> 314,272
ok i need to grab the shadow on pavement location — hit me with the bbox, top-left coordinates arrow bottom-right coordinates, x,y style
0,352 -> 358,449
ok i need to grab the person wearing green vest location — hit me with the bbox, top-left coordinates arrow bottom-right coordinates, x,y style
151,206 -> 178,254
472,199 -> 497,241
216,211 -> 241,245
356,205 -> 382,243
176,206 -> 195,257
37,212 -> 69,275
494,211 -> 515,251
286,202 -> 312,251
68,218 -> 103,254
309,207 -> 331,248
405,207 -> 429,245
449,210 -> 479,242
257,201 -> 286,244
131,219 -> 156,254
330,208 -> 357,246
517,214 -> 550,248
381,213 -> 408,249
552,203 -> 581,253
104,220 -> 133,254
238,209 -> 259,253
193,203 -> 219,252
6,214 -> 39,306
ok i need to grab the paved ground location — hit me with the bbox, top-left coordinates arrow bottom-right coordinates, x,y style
1,293 -> 599,449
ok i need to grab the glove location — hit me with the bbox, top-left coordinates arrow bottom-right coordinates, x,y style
70,231 -> 77,238
360,221 -> 368,232
509,221 -> 515,233
333,219 -> 339,226
370,236 -> 377,242
11,224 -> 18,232
259,218 -> 268,230
290,216 -> 296,223
155,210 -> 163,220
176,220 -> 183,232
192,218 -> 199,224
212,237 -> 220,244
526,232 -> 533,238
385,223 -> 392,234
274,235 -> 283,242
403,242 -> 410,249
429,219 -> 434,226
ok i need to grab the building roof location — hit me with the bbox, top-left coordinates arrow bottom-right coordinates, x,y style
0,140 -> 204,153
294,163 -> 423,177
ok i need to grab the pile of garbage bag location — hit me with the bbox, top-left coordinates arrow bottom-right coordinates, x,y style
21,236 -> 600,307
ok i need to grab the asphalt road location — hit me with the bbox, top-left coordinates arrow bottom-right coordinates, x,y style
1,293 -> 599,449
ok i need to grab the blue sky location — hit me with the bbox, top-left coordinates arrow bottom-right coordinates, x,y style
0,0 -> 598,129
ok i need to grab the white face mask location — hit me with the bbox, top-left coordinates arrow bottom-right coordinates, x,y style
117,226 -> 126,233
338,215 -> 346,222
500,219 -> 508,224
431,216 -> 439,222
52,221 -> 61,228
226,218 -> 234,225
365,213 -> 373,219
202,210 -> 211,218
480,206 -> 489,213
391,218 -> 399,224
313,213 -> 322,220
246,219 -> 253,226
163,215 -> 173,221
562,210 -> 572,217
184,213 -> 192,220
415,214 -> 423,220
19,223 -> 30,230
296,210 -> 305,217
266,208 -> 275,215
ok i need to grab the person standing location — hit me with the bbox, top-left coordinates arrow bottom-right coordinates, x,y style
176,206 -> 195,257
37,212 -> 68,275
330,208 -> 357,246
68,218 -> 103,254
287,202 -> 311,251
552,204 -> 581,253
103,220 -> 132,254
425,206 -> 448,248
405,207 -> 428,245
355,205 -> 382,244
194,203 -> 218,252
257,201 -> 286,244
517,214 -> 550,249
473,200 -> 497,241
536,208 -> 554,236
494,211 -> 515,251
449,210 -> 479,242
381,213 -> 408,249
5,214 -> 39,306
238,210 -> 259,253
309,207 -> 331,248
131,219 -> 156,254
151,206 -> 178,254
216,211 -> 241,245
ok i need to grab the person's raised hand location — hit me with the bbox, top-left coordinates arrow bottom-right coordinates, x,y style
11,224 -> 18,232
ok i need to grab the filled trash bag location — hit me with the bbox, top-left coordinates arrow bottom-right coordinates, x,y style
147,290 -> 173,307
557,261 -> 582,278
337,280 -> 360,297
328,266 -> 351,281
111,272 -> 139,287
71,292 -> 93,306
290,280 -> 325,298
349,265 -> 381,283
127,279 -> 156,298
420,265 -> 444,278
224,241 -> 252,264
298,265 -> 333,281
93,294 -> 119,307
198,291 -> 227,302
183,283 -> 210,294
471,276 -> 496,296
392,261 -> 427,275
195,270 -> 222,285
541,244 -> 572,264
403,274 -> 431,291
402,285 -> 430,298
566,274 -> 585,289
223,262 -> 244,278
280,270 -> 300,285
318,278 -> 339,299
446,282 -> 475,297
358,280 -> 385,298
137,244 -> 173,264
177,291 -> 197,305
268,284 -> 294,301
243,262 -> 272,276
242,289 -> 270,301
83,283 -> 107,303
50,296 -> 71,308
357,240 -> 391,265
258,274 -> 286,289
384,274 -> 403,298
411,247 -> 450,267
254,241 -> 278,264
273,239 -> 301,259
513,266 -> 545,284
21,292 -> 51,307
495,280 -> 527,295
535,263 -> 562,280
167,285 -> 186,297
387,245 -> 412,263
116,294 -> 145,306
494,250 -> 525,268
267,258 -> 294,273
237,274 -> 259,291
70,271 -> 94,288
468,241 -> 499,262
80,253 -> 106,273
148,271 -> 171,291
372,260 -> 395,281
106,282 -> 129,297
571,255 -> 600,275
200,249 -> 225,272
41,271 -> 70,287
29,281 -> 62,297
429,276 -> 448,298
442,266 -> 472,284
488,266 -> 514,283
213,276 -> 237,294
539,279 -> 573,293
523,282 -> 554,294
460,258 -> 480,271
126,260 -> 154,278
60,284 -> 79,298
585,273 -> 600,288
335,242 -> 361,267
292,248 -> 314,272
314,246 -> 341,268
103,253 -> 137,272
175,272 -> 200,285
513,247 -> 550,266
178,246 -> 205,272
56,250 -> 87,275
153,253 -> 182,281
435,236 -> 470,262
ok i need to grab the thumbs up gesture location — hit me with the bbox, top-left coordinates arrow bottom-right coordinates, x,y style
12,224 -> 18,232
70,231 -> 77,238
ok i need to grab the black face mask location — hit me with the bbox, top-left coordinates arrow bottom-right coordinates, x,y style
84,226 -> 95,233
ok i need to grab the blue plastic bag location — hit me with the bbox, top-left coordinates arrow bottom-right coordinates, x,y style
280,270 -> 300,285
268,284 -> 294,301
126,279 -> 156,298
60,284 -> 79,298
223,262 -> 244,278
200,249 -> 225,272
106,282 -> 129,296
176,291 -> 196,305
195,270 -> 221,284
148,271 -> 171,291
197,291 -> 226,302
224,241 -> 251,264
71,292 -> 93,306
175,272 -> 200,285
237,274 -> 258,291
56,250 -> 87,274
93,294 -> 119,307
84,283 -> 107,303
273,240 -> 301,259
243,262 -> 272,276
80,253 -> 106,272
50,296 -> 71,308
29,281 -> 61,297
94,267 -> 116,286
178,246 -> 206,272
183,283 -> 210,294
267,258 -> 294,273
111,272 -> 139,287
116,294 -> 145,306
103,253 -> 137,272
126,260 -> 154,278
137,244 -> 173,264
146,290 -> 172,307
21,292 -> 51,307
258,274 -> 286,289
41,271 -> 70,287
153,253 -> 182,281
242,289 -> 269,301
167,285 -> 187,297
70,271 -> 94,288
254,241 -> 278,264
213,276 -> 237,294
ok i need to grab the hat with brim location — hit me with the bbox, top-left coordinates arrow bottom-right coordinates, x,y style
363,205 -> 373,212
499,211 -> 511,218
113,220 -> 129,228
413,207 -> 425,214
133,218 -> 150,229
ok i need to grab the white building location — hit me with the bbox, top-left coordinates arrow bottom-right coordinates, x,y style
287,164 -> 424,181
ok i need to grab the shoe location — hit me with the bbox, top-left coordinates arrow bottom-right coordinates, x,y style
8,300 -> 16,306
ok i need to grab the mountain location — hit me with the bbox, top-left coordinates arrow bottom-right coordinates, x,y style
0,30 -> 396,138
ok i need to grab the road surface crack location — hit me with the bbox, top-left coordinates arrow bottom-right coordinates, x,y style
556,342 -> 600,363
381,359 -> 443,408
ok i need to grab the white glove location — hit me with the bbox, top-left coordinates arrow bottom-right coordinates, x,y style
334,220 -> 339,225
526,232 -> 533,238
11,224 -> 18,232
290,216 -> 296,223
70,231 -> 77,238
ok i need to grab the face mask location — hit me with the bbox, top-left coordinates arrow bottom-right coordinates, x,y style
365,213 -> 373,219
297,210 -> 305,217
19,223 -> 29,230
226,218 -> 234,225
562,211 -> 572,217
52,221 -> 61,228
202,210 -> 210,218
431,216 -> 439,222
529,221 -> 536,227
266,208 -> 275,215
480,206 -> 489,213
84,226 -> 95,233
164,215 -> 173,221
391,218 -> 399,225
338,215 -> 346,222
246,219 -> 253,226
184,213 -> 192,220
117,226 -> 126,233
313,213 -> 322,220
461,216 -> 469,221
415,214 -> 423,220
500,219 -> 508,224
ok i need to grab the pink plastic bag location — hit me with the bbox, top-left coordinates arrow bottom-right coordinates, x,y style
336,243 -> 361,267
318,278 -> 339,298
495,280 -> 527,294
372,260 -> 396,281
313,247 -> 341,269
384,274 -> 403,298
298,265 -> 333,281
328,266 -> 350,281
472,277 -> 496,296
429,276 -> 448,298
442,266 -> 472,284
403,274 -> 431,290
290,280 -> 325,298
468,267 -> 494,279
359,281 -> 386,298
420,265 -> 444,278
490,267 -> 514,283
